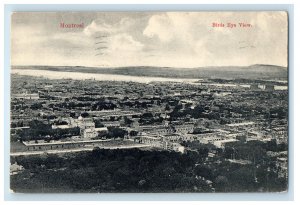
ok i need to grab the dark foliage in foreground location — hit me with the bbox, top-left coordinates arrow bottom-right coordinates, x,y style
11,149 -> 212,193
10,148 -> 287,193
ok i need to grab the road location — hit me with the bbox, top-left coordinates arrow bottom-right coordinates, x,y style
10,144 -> 151,156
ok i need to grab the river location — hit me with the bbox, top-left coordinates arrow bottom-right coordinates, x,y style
11,69 -> 199,84
11,69 -> 287,90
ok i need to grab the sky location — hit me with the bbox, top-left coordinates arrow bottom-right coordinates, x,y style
11,12 -> 288,68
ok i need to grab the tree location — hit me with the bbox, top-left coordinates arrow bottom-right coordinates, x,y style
94,119 -> 104,128
81,112 -> 89,118
194,165 -> 213,180
165,104 -> 170,111
107,127 -> 127,139
129,130 -> 138,136
141,113 -> 153,118
215,175 -> 229,192
123,116 -> 133,126
30,103 -> 43,110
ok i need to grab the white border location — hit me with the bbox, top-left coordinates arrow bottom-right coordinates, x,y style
1,0 -> 299,204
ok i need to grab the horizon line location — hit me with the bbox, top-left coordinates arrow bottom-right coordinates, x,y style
11,64 -> 288,69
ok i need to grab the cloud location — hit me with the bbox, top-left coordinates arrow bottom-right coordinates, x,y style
107,33 -> 143,52
11,12 -> 288,68
143,14 -> 174,42
141,12 -> 287,67
83,17 -> 138,37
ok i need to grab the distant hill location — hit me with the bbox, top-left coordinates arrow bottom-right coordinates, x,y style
12,64 -> 287,80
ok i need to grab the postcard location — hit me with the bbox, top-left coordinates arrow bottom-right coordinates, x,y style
10,11 -> 288,193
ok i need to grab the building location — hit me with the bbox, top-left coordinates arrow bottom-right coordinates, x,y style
135,135 -> 162,147
87,110 -> 141,119
22,138 -> 111,151
140,125 -> 174,135
225,122 -> 256,131
51,124 -> 71,129
213,139 -> 238,148
82,128 -> 97,138
70,116 -> 96,138
163,134 -> 182,142
271,126 -> 288,144
102,121 -> 121,127
198,136 -> 223,144
162,141 -> 185,153
171,143 -> 185,153
76,117 -> 95,130
174,123 -> 194,134
12,93 -> 39,100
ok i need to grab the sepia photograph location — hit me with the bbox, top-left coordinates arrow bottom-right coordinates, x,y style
10,11 -> 288,193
